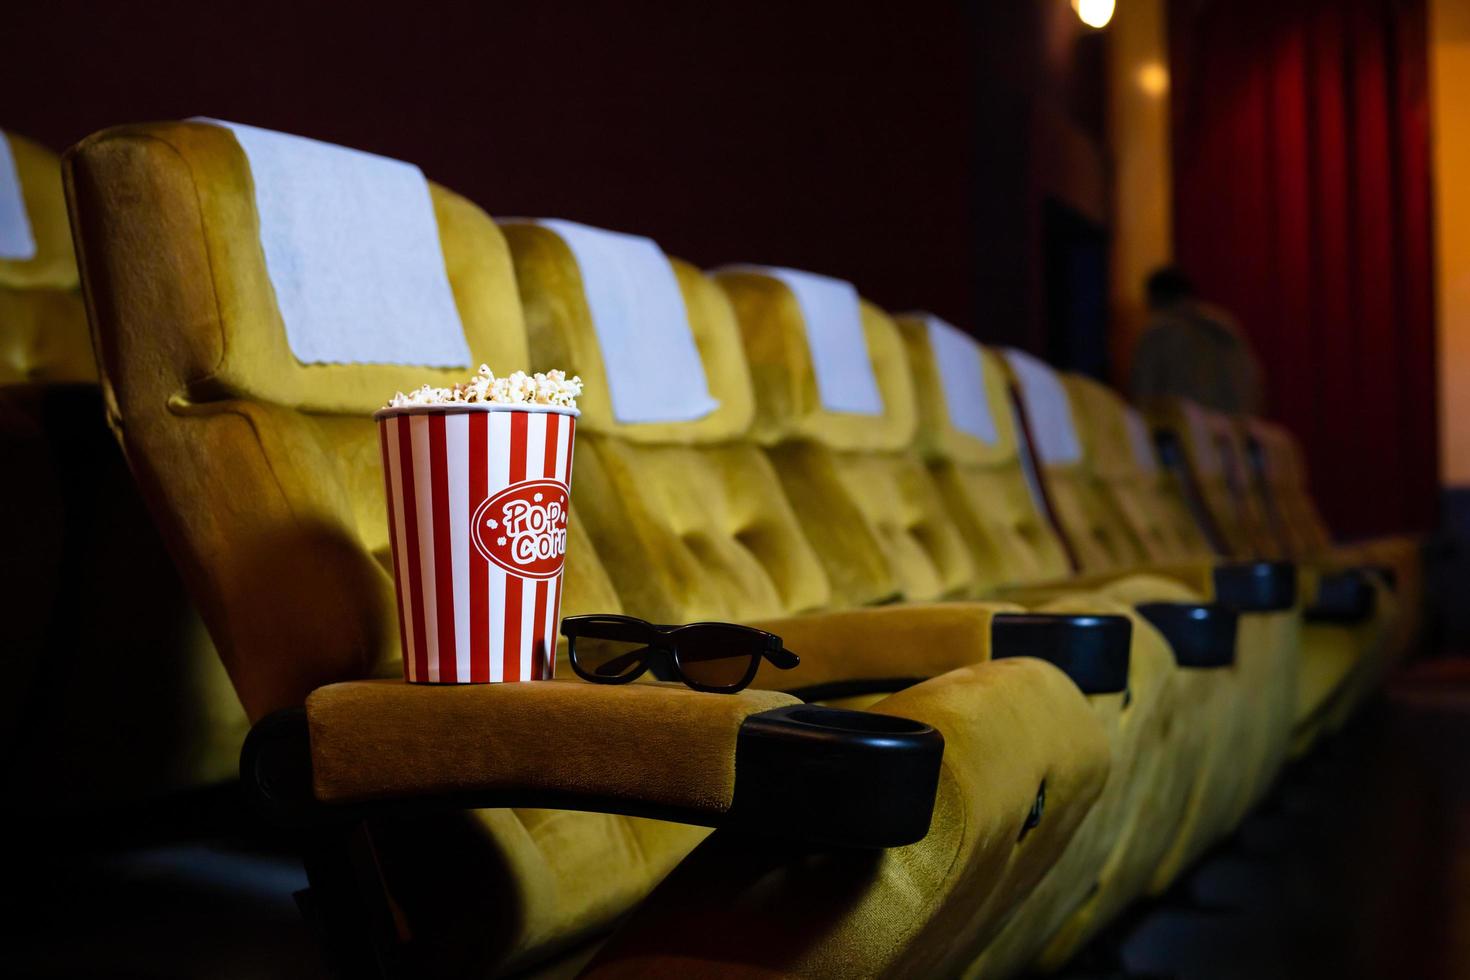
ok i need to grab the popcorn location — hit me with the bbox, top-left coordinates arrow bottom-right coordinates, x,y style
386,365 -> 583,409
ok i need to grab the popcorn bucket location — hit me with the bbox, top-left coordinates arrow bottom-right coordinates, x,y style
374,404 -> 578,683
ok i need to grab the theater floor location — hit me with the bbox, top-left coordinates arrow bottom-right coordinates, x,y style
1101,657 -> 1470,979
6,659 -> 1469,980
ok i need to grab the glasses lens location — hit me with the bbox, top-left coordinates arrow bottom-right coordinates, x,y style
674,625 -> 761,690
572,637 -> 650,681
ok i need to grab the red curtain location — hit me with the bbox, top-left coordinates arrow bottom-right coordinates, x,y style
1169,0 -> 1437,538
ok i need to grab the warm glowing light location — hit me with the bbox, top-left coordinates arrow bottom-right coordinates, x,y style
1072,0 -> 1115,29
1138,62 -> 1169,97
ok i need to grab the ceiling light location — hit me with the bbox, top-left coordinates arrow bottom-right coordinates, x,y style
1073,0 -> 1115,29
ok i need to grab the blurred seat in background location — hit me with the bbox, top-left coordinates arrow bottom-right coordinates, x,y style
0,128 -> 245,816
897,316 -> 1257,945
1149,397 -> 1402,755
704,272 -> 1194,977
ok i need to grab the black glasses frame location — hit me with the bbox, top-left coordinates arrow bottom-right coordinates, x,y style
561,614 -> 799,693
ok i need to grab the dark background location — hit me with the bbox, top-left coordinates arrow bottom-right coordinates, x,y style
3,1 -> 1113,353
3,2 -> 980,335
1169,0 -> 1438,537
1,0 -> 1440,539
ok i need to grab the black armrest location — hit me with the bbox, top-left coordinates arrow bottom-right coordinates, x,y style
990,613 -> 1132,695
727,705 -> 943,848
1212,561 -> 1297,612
1135,603 -> 1239,667
1306,569 -> 1377,624
242,697 -> 944,850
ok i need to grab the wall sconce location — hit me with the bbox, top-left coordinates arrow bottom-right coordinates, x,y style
1138,62 -> 1169,96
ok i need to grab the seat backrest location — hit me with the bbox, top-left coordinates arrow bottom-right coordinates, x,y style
66,121 -> 623,721
896,314 -> 1075,590
1000,348 -> 1150,575
500,220 -> 832,624
1240,416 -> 1334,557
713,269 -> 977,604
1,130 -> 91,385
1202,409 -> 1282,559
1149,397 -> 1279,560
1062,373 -> 1216,565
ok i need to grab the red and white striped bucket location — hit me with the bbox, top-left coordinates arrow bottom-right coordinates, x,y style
374,404 -> 578,683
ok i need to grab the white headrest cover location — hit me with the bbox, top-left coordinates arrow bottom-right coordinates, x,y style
1123,408 -> 1158,475
731,265 -> 883,415
538,219 -> 717,424
0,132 -> 36,261
924,314 -> 997,443
1002,348 -> 1082,465
197,118 -> 470,367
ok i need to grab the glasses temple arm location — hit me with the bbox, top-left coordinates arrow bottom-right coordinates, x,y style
764,647 -> 800,669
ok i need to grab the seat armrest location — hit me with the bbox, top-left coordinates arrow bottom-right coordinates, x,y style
990,613 -> 1132,694
996,566 -> 1211,605
1304,568 -> 1377,623
748,603 -> 1133,700
998,561 -> 1298,613
746,601 -> 1025,699
1211,561 -> 1297,611
242,679 -> 945,848
579,658 -> 1112,979
1135,603 -> 1239,667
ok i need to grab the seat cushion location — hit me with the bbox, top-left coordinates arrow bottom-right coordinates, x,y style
975,593 -> 1183,978
372,807 -> 711,977
580,658 -> 1111,978
573,434 -> 830,623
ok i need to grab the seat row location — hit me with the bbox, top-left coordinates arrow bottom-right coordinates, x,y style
0,121 -> 1415,978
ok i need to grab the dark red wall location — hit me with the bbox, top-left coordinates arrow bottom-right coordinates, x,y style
4,1 -> 1114,354
1169,0 -> 1438,537
5,1 -> 988,328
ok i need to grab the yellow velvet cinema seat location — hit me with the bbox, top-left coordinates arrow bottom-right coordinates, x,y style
500,220 -> 1129,976
68,121 -> 1113,979
1150,399 -> 1282,561
1064,377 -> 1326,748
876,310 -> 1263,961
709,267 -> 976,608
1240,417 -> 1329,557
1058,375 -> 1300,819
0,129 -> 244,810
1149,398 -> 1397,754
1237,416 -> 1414,741
0,131 -> 92,385
1241,415 -> 1421,672
64,119 -> 701,976
1000,351 -> 1306,839
893,317 -> 1280,906
1061,375 -> 1216,567
700,271 -> 1187,978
